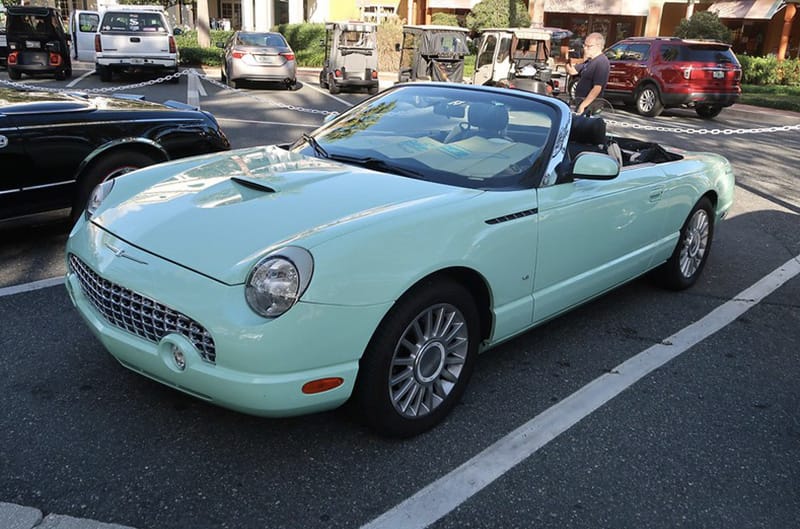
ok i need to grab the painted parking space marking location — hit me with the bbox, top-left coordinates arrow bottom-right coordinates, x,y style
302,80 -> 353,107
0,276 -> 63,298
361,254 -> 800,529
66,69 -> 95,88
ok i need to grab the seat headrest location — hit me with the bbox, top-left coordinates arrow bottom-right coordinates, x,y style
468,103 -> 509,133
569,115 -> 607,145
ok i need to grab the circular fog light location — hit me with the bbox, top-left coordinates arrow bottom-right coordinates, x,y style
171,344 -> 186,371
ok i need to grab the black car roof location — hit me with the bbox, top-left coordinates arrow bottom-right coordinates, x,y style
7,6 -> 59,16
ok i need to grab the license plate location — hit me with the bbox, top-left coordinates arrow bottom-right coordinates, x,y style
713,70 -> 724,79
130,58 -> 144,64
254,55 -> 278,65
26,40 -> 41,49
0,36 -> 6,46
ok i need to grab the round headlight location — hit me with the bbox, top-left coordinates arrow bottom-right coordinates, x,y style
85,179 -> 115,220
245,247 -> 313,318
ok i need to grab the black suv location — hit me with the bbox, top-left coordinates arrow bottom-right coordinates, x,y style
604,37 -> 741,118
5,6 -> 72,80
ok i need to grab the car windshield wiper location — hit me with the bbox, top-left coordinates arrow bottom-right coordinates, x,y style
302,133 -> 329,159
329,154 -> 425,179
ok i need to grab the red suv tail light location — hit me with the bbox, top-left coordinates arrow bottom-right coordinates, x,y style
95,34 -> 102,52
7,51 -> 18,65
49,52 -> 62,66
169,36 -> 177,54
280,52 -> 295,61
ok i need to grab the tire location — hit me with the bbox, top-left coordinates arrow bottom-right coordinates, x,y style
71,150 -> 158,224
55,69 -> 66,81
328,75 -> 340,95
220,65 -> 226,83
286,79 -> 300,91
98,66 -> 112,82
319,70 -> 328,89
8,68 -> 21,80
635,84 -> 664,117
652,197 -> 715,290
227,76 -> 238,89
695,104 -> 722,119
353,279 -> 480,437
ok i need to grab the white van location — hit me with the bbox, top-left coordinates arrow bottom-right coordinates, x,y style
71,5 -> 180,82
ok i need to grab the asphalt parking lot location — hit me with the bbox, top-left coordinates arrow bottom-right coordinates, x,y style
1,65 -> 799,529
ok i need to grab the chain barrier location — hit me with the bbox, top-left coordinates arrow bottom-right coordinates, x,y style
0,68 -> 339,117
605,118 -> 800,136
2,71 -> 797,133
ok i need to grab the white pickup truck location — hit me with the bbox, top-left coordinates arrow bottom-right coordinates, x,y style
77,5 -> 180,83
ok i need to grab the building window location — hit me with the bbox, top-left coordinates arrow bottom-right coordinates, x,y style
361,5 -> 396,24
221,1 -> 241,30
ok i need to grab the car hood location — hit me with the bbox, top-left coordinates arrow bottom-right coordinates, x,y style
0,87 -> 186,114
94,146 -> 480,284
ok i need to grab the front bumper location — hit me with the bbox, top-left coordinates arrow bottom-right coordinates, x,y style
65,219 -> 392,417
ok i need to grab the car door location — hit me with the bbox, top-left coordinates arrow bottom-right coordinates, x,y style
606,42 -> 651,98
13,107 -> 94,215
70,10 -> 99,61
472,33 -> 497,86
0,112 -> 24,219
532,164 -> 669,322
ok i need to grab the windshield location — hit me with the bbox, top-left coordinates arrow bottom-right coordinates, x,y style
339,30 -> 373,49
7,13 -> 59,37
101,12 -> 167,33
295,85 -> 558,190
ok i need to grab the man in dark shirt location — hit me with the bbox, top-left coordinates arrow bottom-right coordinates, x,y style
566,32 -> 610,115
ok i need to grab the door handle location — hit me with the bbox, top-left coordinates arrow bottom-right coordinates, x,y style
649,188 -> 664,202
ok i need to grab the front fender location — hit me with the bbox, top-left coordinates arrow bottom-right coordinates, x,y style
74,137 -> 169,180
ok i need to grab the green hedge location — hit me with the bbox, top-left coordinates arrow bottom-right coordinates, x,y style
275,22 -> 326,67
738,55 -> 800,86
176,29 -> 232,66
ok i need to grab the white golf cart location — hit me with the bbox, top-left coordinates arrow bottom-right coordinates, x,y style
319,21 -> 380,95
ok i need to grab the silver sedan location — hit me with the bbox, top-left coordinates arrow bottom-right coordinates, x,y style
220,31 -> 298,90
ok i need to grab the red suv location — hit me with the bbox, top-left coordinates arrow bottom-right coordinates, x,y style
603,37 -> 741,118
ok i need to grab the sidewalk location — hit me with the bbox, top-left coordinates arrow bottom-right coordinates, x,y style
0,502 -> 135,529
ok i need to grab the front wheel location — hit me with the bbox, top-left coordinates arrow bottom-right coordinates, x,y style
71,150 -> 158,224
354,280 -> 480,437
635,84 -> 664,117
652,197 -> 714,290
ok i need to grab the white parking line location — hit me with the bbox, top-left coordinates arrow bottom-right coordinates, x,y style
302,81 -> 353,107
66,69 -> 95,88
361,254 -> 800,529
0,276 -> 64,298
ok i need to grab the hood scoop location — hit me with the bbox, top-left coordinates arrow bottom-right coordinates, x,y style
231,176 -> 276,193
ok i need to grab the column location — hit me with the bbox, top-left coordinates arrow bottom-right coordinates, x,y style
289,0 -> 303,24
254,0 -> 274,30
777,3 -> 797,61
241,0 -> 254,31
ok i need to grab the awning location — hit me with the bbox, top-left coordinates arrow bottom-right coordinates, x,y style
543,0 -> 649,17
707,0 -> 787,19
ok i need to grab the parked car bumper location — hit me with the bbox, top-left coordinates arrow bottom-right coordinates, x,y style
661,91 -> 741,108
230,61 -> 296,82
65,219 -> 390,417
97,56 -> 178,71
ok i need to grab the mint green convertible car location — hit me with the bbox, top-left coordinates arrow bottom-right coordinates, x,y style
65,83 -> 735,437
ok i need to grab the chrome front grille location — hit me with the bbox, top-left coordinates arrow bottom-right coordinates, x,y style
69,254 -> 216,364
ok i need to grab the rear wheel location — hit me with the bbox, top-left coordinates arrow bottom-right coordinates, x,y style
652,197 -> 714,290
98,66 -> 112,82
226,75 -> 238,89
319,70 -> 328,89
71,150 -> 158,224
353,279 -> 480,437
8,68 -> 21,80
635,84 -> 664,117
328,75 -> 340,94
695,104 -> 722,119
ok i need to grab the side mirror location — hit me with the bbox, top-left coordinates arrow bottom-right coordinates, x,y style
173,27 -> 183,36
571,152 -> 619,180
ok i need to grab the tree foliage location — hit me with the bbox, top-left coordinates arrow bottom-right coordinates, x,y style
117,0 -> 180,8
466,0 -> 531,33
431,12 -> 461,27
673,11 -> 732,43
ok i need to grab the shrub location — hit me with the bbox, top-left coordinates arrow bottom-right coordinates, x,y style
674,11 -> 732,43
276,22 -> 326,67
377,17 -> 403,73
739,55 -> 800,85
466,0 -> 530,33
431,13 -> 461,27
176,29 -> 230,66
